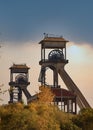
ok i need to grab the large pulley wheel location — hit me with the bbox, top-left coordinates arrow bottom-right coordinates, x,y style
48,49 -> 64,61
15,74 -> 27,84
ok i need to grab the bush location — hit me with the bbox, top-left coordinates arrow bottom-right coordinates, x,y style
72,108 -> 93,130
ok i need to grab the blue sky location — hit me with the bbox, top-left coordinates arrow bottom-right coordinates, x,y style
0,0 -> 93,44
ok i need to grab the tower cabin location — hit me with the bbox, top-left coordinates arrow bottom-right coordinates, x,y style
39,36 -> 68,64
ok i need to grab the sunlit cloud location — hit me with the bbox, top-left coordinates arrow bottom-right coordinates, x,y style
67,42 -> 93,63
65,42 -> 93,107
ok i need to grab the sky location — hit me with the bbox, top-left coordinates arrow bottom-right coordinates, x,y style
0,0 -> 93,108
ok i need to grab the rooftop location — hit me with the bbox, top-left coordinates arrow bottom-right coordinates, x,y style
10,64 -> 30,69
39,36 -> 69,44
51,88 -> 76,97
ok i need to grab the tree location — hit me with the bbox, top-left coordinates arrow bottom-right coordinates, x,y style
0,86 -> 60,130
37,86 -> 55,103
0,84 -> 5,101
0,103 -> 60,130
0,86 -> 82,130
72,108 -> 93,130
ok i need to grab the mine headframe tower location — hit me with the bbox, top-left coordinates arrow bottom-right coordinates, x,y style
9,64 -> 33,103
38,34 -> 91,114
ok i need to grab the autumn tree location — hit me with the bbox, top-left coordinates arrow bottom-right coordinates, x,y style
0,87 -> 60,130
37,86 -> 55,103
0,103 -> 60,130
72,108 -> 93,130
0,86 -> 82,130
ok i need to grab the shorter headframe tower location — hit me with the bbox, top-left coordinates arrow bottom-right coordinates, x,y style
38,34 -> 91,113
9,64 -> 32,103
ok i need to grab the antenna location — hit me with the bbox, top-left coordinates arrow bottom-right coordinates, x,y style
43,33 -> 48,38
43,33 -> 63,38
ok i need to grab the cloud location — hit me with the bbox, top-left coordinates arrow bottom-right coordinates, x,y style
66,42 -> 93,107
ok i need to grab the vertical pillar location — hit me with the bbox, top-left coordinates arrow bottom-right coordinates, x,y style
44,47 -> 45,62
9,86 -> 13,103
43,69 -> 45,86
67,99 -> 69,113
41,44 -> 43,60
41,45 -> 44,61
71,100 -> 73,113
10,71 -> 13,82
26,72 -> 29,82
75,98 -> 77,114
42,48 -> 45,61
18,87 -> 22,102
61,98 -> 63,110
65,44 -> 66,60
64,100 -> 67,112
64,102 -> 65,112
53,69 -> 58,87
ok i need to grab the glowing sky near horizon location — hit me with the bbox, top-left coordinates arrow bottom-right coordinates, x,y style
0,1 -> 93,107
0,42 -> 93,107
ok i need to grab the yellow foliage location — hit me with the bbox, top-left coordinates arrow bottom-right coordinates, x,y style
38,86 -> 55,104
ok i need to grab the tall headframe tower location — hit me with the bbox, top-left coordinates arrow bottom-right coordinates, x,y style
9,64 -> 32,103
38,35 -> 91,113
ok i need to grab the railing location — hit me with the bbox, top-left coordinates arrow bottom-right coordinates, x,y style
43,33 -> 63,38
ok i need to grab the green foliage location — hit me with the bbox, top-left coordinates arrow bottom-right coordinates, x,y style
54,108 -> 81,130
72,108 -> 93,130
